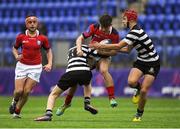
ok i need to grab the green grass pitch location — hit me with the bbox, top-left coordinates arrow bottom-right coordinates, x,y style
0,96 -> 180,128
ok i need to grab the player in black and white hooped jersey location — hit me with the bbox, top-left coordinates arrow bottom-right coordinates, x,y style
34,44 -> 115,121
124,23 -> 159,62
90,9 -> 160,122
66,44 -> 98,73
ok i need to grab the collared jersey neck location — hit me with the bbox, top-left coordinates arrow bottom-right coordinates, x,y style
25,30 -> 39,37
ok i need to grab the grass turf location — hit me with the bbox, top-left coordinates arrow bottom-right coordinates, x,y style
0,96 -> 180,128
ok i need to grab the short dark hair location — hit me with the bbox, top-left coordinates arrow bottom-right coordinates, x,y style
26,13 -> 37,19
99,14 -> 112,28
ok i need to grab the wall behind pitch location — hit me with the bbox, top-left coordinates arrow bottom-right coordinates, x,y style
0,68 -> 180,98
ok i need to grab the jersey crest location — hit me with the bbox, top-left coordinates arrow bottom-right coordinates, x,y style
37,40 -> 41,45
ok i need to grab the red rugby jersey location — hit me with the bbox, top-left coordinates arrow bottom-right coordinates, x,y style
82,23 -> 120,44
14,31 -> 50,65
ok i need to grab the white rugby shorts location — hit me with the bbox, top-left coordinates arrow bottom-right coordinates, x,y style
15,61 -> 42,82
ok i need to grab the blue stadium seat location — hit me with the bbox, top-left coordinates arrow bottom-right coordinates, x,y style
174,3 -> 180,14
153,30 -> 164,38
166,0 -> 176,4
0,9 -> 3,18
138,15 -> 145,24
156,45 -> 163,61
164,30 -> 174,37
154,14 -> 164,30
175,30 -> 180,37
147,0 -> 157,6
144,15 -> 155,30
146,30 -> 156,37
164,4 -> 173,14
162,15 -> 174,30
172,15 -> 180,30
119,0 -> 127,11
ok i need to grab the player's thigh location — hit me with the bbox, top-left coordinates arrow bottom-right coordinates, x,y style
141,74 -> 155,91
14,78 -> 27,92
23,77 -> 37,93
128,68 -> 143,84
27,65 -> 42,83
98,58 -> 111,72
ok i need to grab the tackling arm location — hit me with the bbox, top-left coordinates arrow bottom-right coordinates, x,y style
90,40 -> 128,50
76,35 -> 84,56
118,45 -> 133,54
97,49 -> 118,56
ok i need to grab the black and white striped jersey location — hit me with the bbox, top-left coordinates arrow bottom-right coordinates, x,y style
66,45 -> 98,73
123,25 -> 159,62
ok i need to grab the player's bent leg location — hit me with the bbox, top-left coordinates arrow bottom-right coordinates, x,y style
128,68 -> 143,104
133,75 -> 154,122
9,78 -> 26,114
98,59 -> 118,107
56,86 -> 77,116
35,86 -> 63,121
47,85 -> 63,110
11,78 -> 36,118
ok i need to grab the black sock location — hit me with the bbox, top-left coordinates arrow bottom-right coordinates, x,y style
129,82 -> 141,91
12,98 -> 19,104
84,97 -> 91,106
46,109 -> 53,117
137,108 -> 144,116
135,83 -> 141,91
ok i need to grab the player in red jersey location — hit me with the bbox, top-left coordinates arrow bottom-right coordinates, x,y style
90,9 -> 160,122
9,15 -> 53,118
55,14 -> 120,116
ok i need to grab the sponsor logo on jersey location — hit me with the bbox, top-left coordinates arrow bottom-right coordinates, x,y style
22,40 -> 29,44
37,40 -> 41,45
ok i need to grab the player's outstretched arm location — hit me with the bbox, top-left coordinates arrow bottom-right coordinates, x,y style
90,40 -> 128,50
118,45 -> 133,54
97,49 -> 118,56
76,35 -> 84,56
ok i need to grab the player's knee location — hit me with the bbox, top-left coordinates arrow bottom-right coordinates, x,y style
141,87 -> 149,94
50,90 -> 59,98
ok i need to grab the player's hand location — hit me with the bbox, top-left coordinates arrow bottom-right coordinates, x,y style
89,42 -> 101,49
15,54 -> 22,61
43,64 -> 52,72
77,49 -> 84,56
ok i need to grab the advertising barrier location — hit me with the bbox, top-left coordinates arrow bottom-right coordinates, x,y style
0,68 -> 180,97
